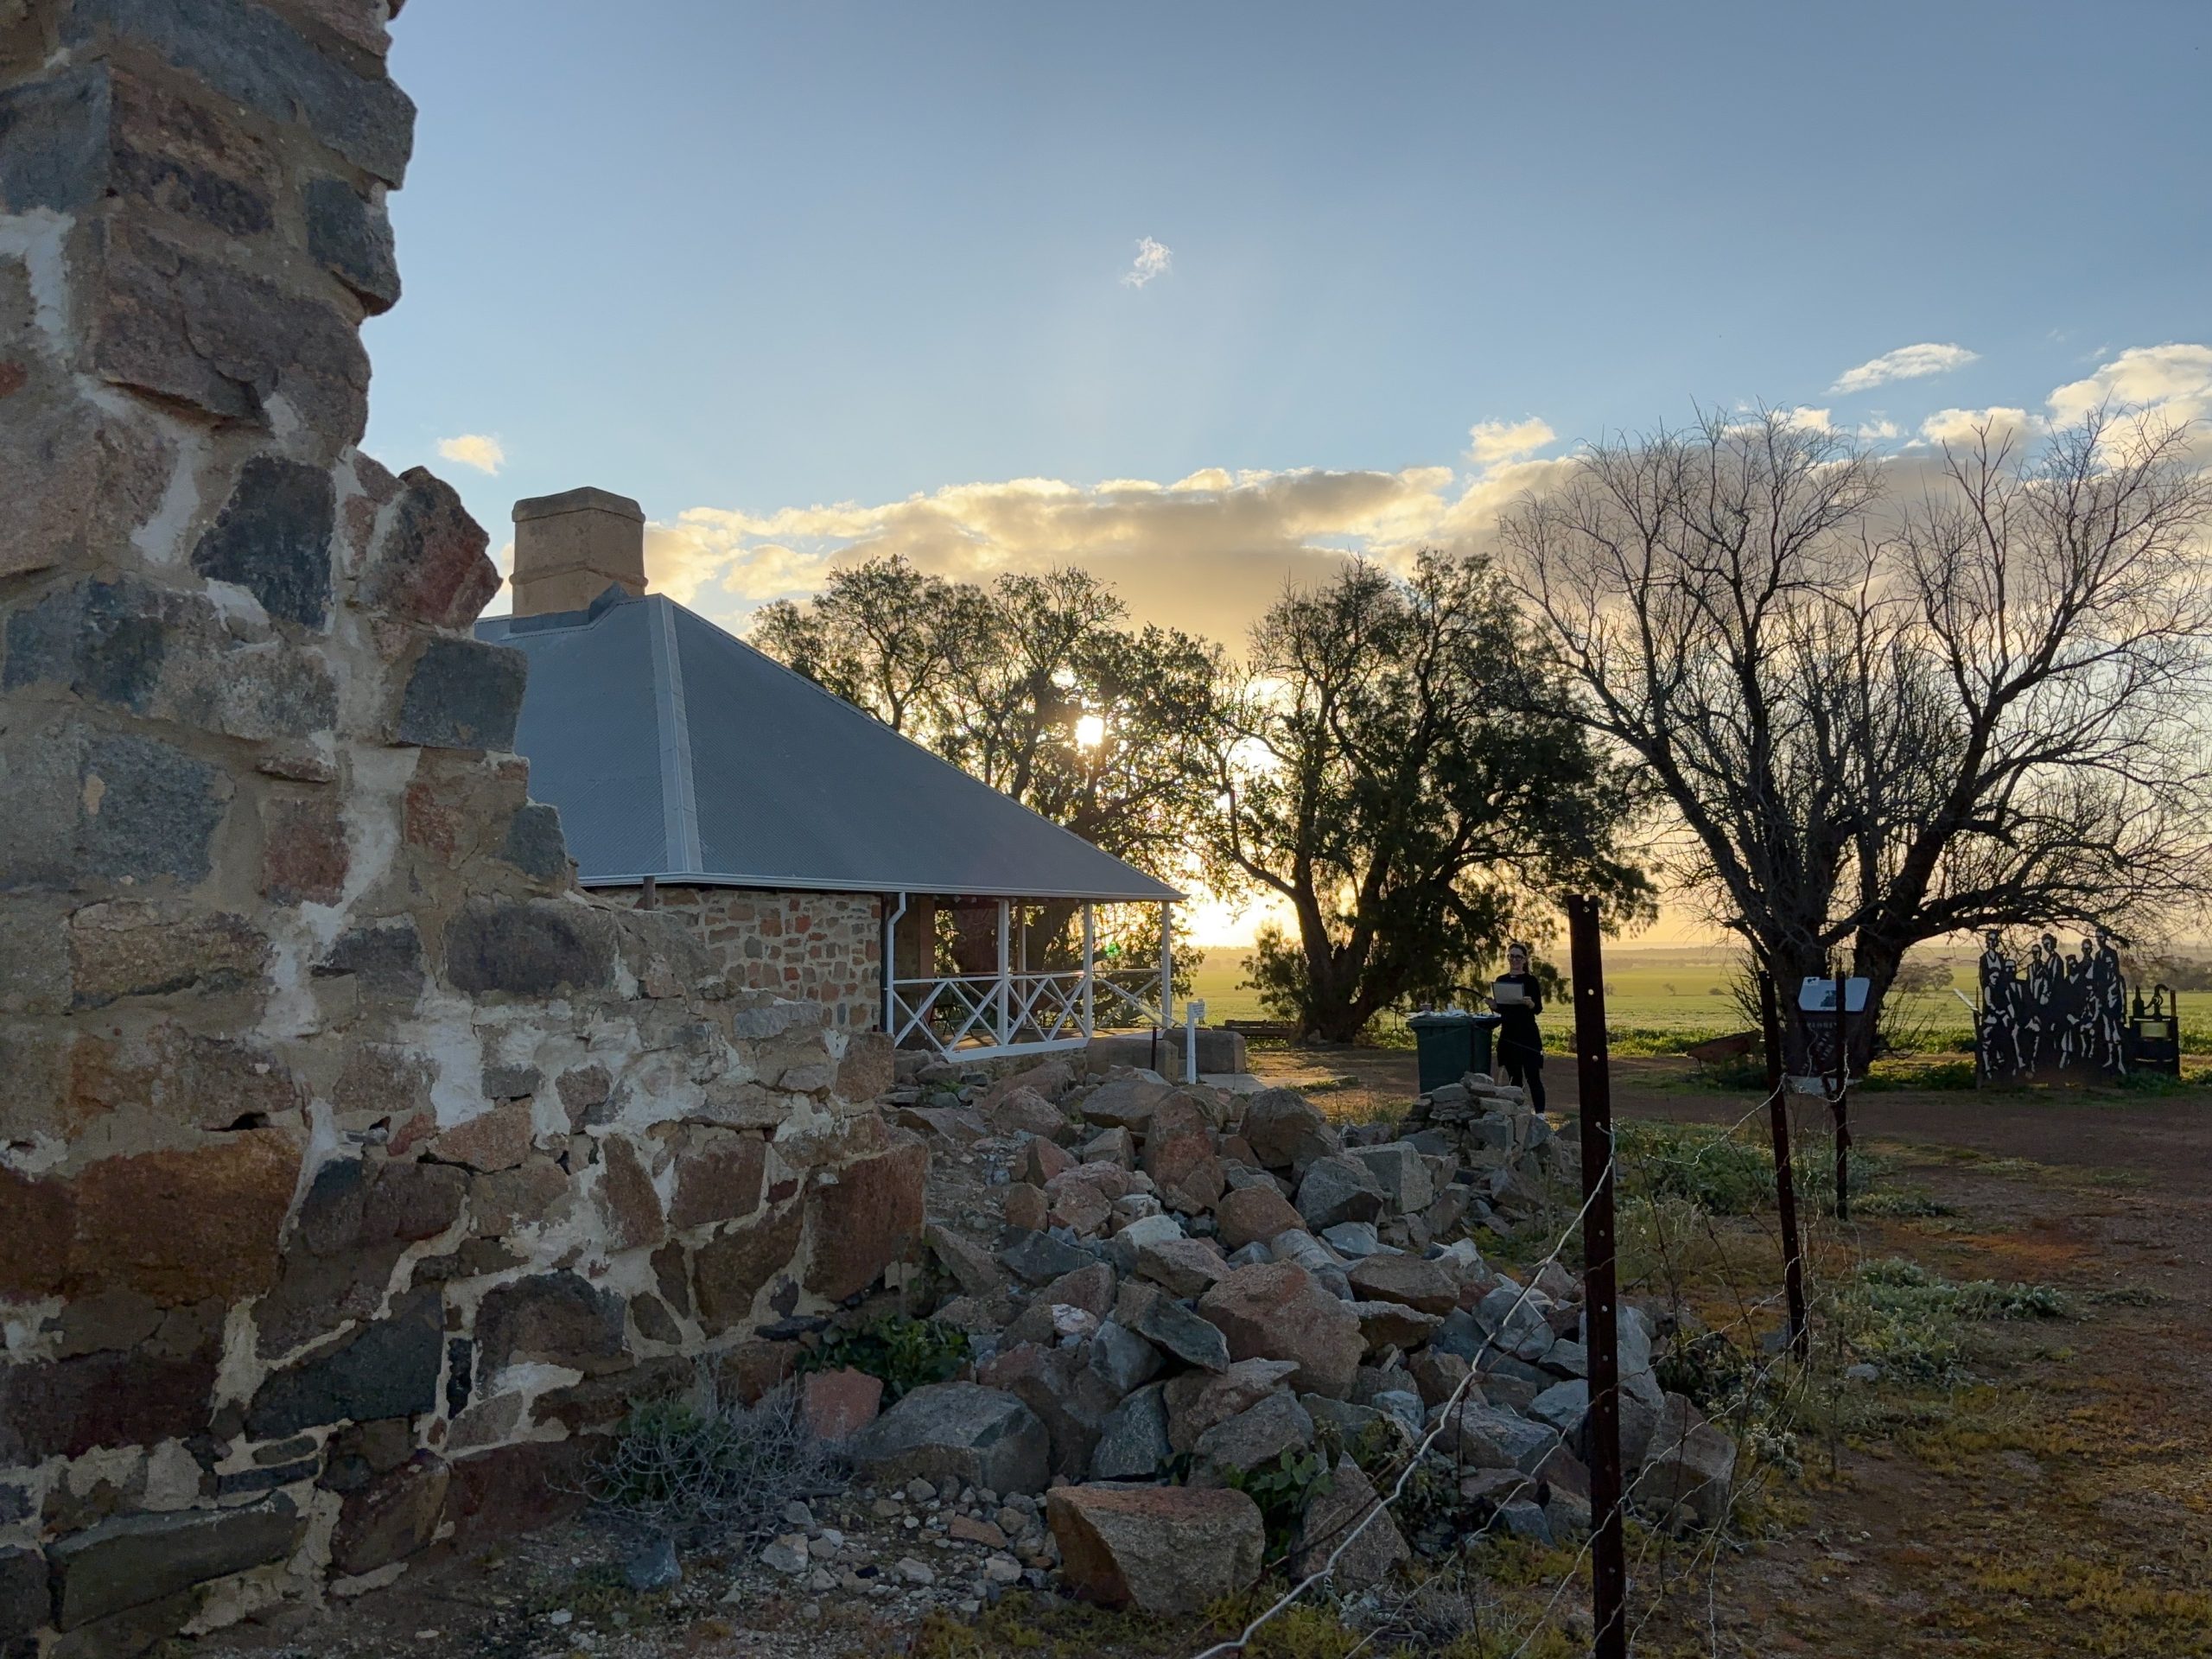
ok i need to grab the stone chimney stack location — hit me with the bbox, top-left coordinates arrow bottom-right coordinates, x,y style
509,487 -> 648,615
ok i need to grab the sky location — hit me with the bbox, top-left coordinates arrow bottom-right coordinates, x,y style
365,3 -> 2212,943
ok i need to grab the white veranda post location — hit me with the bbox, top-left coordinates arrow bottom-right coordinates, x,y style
1158,899 -> 1174,1033
1081,902 -> 1096,1037
995,898 -> 1012,1047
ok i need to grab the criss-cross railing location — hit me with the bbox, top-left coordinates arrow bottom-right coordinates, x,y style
889,969 -> 1094,1059
880,895 -> 1176,1062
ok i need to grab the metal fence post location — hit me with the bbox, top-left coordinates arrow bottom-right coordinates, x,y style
1832,968 -> 1852,1222
1760,970 -> 1809,1358
1566,895 -> 1625,1659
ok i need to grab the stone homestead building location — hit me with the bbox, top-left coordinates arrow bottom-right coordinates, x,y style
480,487 -> 1184,1063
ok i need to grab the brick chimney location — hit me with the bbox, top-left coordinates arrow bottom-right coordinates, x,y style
509,486 -> 648,616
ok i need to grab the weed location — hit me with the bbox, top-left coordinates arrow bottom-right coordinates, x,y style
1224,1447 -> 1336,1554
1854,1187 -> 1958,1218
797,1313 -> 969,1402
2084,1282 -> 2161,1306
911,1591 -> 1179,1659
521,1560 -> 680,1628
588,1373 -> 842,1547
1834,1259 -> 2069,1384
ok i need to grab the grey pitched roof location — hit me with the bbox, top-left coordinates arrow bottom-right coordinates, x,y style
476,590 -> 1182,902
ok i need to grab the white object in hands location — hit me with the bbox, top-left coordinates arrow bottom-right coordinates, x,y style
1491,978 -> 1529,1007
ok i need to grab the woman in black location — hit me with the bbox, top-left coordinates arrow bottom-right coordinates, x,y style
1491,941 -> 1547,1115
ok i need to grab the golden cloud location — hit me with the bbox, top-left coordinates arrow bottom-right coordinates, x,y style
659,461 -> 1505,645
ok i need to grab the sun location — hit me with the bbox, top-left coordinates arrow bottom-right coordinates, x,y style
1074,713 -> 1107,749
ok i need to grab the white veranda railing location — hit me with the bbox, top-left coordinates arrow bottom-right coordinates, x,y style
882,898 -> 1175,1063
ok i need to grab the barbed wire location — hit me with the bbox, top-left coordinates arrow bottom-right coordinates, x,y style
1191,1056 -> 1877,1659
1189,1128 -> 1620,1659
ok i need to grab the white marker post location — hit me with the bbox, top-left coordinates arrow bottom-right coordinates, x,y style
1185,998 -> 1207,1084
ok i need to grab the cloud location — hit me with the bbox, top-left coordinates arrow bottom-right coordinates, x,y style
1829,343 -> 1979,396
1855,419 -> 1901,441
1916,406 -> 2033,448
1467,417 -> 1557,467
435,433 -> 506,474
2045,342 -> 2212,435
658,459 -> 1519,647
1780,406 -> 1834,433
1121,237 -> 1172,289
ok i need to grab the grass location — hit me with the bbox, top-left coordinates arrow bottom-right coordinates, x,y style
1188,946 -> 1987,1051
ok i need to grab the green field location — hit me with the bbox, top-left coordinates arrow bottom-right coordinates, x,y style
1185,943 -> 1983,1052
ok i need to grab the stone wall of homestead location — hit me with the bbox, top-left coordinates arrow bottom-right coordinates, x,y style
608,887 -> 884,1033
0,3 -> 916,1649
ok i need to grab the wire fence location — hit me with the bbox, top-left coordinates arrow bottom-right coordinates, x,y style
1183,1059 -> 1877,1659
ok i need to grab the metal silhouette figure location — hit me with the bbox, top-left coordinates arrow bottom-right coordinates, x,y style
1977,926 -> 2130,1082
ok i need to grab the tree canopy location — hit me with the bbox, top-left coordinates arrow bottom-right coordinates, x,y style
753,557 -> 1225,885
1204,551 -> 1651,1041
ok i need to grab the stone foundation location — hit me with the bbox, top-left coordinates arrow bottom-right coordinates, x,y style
608,887 -> 882,1032
0,5 -> 917,1650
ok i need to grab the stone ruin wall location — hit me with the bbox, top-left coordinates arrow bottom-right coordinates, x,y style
0,3 -> 921,1649
606,887 -> 883,1034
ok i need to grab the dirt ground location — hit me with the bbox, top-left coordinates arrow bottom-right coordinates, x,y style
181,1049 -> 2212,1659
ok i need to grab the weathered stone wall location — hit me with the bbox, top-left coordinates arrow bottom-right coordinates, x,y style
608,887 -> 882,1033
0,4 -> 917,1649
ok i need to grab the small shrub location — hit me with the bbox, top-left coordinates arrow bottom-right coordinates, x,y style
1854,1187 -> 1957,1218
1615,1120 -> 1775,1215
1656,1329 -> 1753,1411
796,1313 -> 969,1402
589,1374 -> 843,1547
1223,1447 -> 1335,1554
1837,1258 -> 2069,1384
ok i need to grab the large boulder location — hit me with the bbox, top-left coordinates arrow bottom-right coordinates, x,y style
1198,1262 -> 1365,1400
1427,1401 -> 1560,1475
1529,1378 -> 1589,1438
1215,1183 -> 1305,1250
1350,1299 -> 1443,1352
1240,1089 -> 1334,1170
1294,1156 -> 1388,1230
1165,1358 -> 1303,1452
1345,1141 -> 1437,1213
1190,1390 -> 1313,1485
1133,1236 -> 1230,1299
1639,1393 -> 1736,1527
1090,1382 -> 1172,1481
1131,1291 -> 1232,1372
976,1341 -> 1113,1478
1080,1075 -> 1173,1133
1345,1253 -> 1460,1316
985,1086 -> 1071,1142
975,1059 -> 1075,1115
1290,1455 -> 1409,1589
1048,1484 -> 1266,1615
845,1382 -> 1051,1495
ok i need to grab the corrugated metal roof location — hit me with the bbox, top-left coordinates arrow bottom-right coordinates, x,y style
477,590 -> 1182,902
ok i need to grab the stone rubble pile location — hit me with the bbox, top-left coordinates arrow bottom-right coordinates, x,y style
735,1059 -> 1738,1618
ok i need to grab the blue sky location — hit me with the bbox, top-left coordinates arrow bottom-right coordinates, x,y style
368,0 -> 2210,647
376,0 -> 2212,570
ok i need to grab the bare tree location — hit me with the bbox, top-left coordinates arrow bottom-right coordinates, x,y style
1500,407 -> 2212,1058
